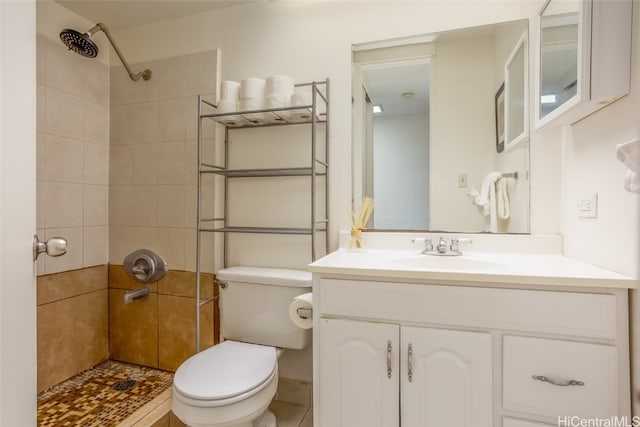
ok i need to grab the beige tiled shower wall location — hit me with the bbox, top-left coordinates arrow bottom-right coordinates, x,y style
36,265 -> 219,393
37,266 -> 109,393
109,50 -> 220,274
36,35 -> 110,275
108,265 -> 219,372
36,43 -> 222,391
35,33 -> 111,393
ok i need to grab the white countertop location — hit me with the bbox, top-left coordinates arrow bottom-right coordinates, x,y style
308,248 -> 637,289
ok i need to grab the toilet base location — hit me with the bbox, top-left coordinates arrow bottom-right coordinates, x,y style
253,409 -> 276,427
172,369 -> 278,427
183,409 -> 275,427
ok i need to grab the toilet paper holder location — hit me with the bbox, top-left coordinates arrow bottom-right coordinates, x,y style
296,308 -> 312,319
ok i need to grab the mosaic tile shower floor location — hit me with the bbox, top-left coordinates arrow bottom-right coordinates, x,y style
37,360 -> 174,427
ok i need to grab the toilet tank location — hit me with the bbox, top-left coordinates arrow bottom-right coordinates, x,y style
216,266 -> 312,350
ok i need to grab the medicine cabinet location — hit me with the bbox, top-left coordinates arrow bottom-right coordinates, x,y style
535,0 -> 632,130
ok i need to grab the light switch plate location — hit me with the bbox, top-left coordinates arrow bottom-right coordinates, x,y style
458,173 -> 468,188
577,193 -> 598,218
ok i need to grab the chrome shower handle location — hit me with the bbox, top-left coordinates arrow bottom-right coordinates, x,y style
131,262 -> 149,276
33,235 -> 67,261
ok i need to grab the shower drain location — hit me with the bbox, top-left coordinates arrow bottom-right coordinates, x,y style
112,379 -> 137,391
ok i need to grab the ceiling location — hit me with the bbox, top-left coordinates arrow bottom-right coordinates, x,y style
362,62 -> 430,117
54,0 -> 255,29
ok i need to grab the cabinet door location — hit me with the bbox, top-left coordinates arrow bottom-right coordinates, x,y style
317,318 -> 400,427
401,326 -> 492,427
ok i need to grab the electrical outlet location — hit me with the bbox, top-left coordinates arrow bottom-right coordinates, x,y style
577,193 -> 598,218
458,173 -> 468,188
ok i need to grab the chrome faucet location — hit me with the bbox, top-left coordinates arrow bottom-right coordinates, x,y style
412,236 -> 472,256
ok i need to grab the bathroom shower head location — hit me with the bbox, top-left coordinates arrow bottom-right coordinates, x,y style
58,23 -> 151,82
59,28 -> 99,58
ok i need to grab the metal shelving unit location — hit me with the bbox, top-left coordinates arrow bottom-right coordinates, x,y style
194,79 -> 329,351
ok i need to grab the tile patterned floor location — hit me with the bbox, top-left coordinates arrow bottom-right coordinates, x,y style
269,401 -> 312,427
37,360 -> 173,427
37,359 -> 312,427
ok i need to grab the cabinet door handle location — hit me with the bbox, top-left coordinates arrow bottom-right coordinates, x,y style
408,343 -> 413,383
386,340 -> 392,379
531,375 -> 585,387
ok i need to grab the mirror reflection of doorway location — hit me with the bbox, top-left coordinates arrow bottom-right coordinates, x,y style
361,61 -> 430,229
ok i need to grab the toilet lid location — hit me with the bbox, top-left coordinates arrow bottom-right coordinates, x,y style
173,341 -> 277,401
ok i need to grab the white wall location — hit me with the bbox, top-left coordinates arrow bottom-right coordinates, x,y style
114,0 -> 549,246
1,1 -> 37,424
373,113 -> 429,229
560,1 -> 639,277
557,4 -> 640,415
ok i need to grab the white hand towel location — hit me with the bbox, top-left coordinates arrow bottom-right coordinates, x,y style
616,139 -> 640,194
496,178 -> 510,220
467,172 -> 501,232
467,188 -> 486,214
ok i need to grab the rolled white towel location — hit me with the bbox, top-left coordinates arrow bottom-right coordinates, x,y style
624,170 -> 640,194
496,178 -> 510,220
617,139 -> 640,171
616,139 -> 640,194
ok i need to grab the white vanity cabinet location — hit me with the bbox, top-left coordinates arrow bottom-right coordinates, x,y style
317,318 -> 492,427
312,276 -> 631,427
317,319 -> 400,427
401,326 -> 492,427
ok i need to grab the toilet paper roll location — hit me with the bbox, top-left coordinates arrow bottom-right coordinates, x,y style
220,80 -> 240,101
266,94 -> 290,109
290,92 -> 312,107
240,78 -> 266,100
239,98 -> 264,112
288,292 -> 313,329
266,75 -> 294,97
217,98 -> 237,113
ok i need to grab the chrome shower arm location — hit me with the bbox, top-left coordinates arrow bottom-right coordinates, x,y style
91,23 -> 151,81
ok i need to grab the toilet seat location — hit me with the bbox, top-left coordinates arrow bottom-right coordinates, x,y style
173,340 -> 277,407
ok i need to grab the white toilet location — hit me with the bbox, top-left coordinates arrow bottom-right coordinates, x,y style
172,266 -> 312,427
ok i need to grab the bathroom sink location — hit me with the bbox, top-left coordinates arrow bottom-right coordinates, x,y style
390,254 -> 506,272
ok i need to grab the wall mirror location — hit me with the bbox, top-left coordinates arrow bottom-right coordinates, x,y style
352,19 -> 530,234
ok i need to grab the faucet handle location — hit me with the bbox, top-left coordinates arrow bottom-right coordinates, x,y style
450,237 -> 472,252
411,237 -> 433,253
425,238 -> 433,252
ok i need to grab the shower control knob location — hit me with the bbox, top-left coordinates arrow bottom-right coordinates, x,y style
33,235 -> 68,261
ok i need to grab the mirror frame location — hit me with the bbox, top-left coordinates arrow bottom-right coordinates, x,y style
534,0 -> 589,130
504,31 -> 529,151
